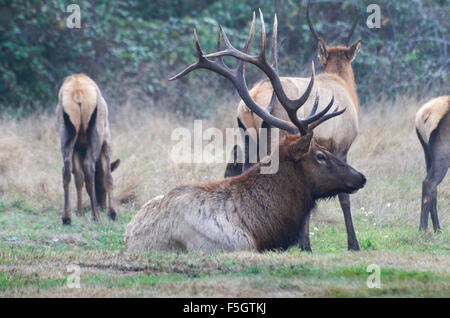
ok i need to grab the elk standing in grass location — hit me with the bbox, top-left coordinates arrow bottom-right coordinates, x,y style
415,96 -> 449,232
223,2 -> 363,251
56,73 -> 119,225
124,13 -> 366,253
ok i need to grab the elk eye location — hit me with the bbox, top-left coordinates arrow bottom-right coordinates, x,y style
316,153 -> 326,161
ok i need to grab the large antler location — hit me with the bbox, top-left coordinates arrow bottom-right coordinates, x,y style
307,0 -> 359,47
170,9 -> 344,135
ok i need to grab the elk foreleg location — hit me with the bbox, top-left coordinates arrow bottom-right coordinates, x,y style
337,155 -> 360,251
298,213 -> 312,252
338,192 -> 360,251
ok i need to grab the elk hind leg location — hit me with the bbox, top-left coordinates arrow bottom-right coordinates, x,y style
422,164 -> 447,232
73,151 -> 85,217
61,114 -> 77,225
83,110 -> 104,222
417,129 -> 432,231
95,158 -> 107,210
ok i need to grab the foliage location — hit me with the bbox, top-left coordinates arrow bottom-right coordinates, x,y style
0,0 -> 448,115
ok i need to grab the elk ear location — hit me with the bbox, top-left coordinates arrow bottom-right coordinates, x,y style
317,39 -> 328,66
111,159 -> 120,172
290,132 -> 313,161
346,40 -> 361,62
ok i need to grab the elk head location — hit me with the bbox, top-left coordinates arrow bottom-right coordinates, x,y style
283,131 -> 366,197
307,0 -> 361,77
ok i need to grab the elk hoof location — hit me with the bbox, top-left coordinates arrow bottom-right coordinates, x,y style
299,244 -> 312,253
108,210 -> 117,221
62,217 -> 71,226
348,244 -> 360,251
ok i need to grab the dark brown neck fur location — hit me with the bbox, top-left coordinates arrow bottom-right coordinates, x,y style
226,136 -> 315,251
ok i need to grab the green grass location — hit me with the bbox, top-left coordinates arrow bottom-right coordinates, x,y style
0,100 -> 448,297
0,200 -> 448,297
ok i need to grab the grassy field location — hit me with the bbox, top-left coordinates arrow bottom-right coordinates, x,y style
0,95 -> 448,297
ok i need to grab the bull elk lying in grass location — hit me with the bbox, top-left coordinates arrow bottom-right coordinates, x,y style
223,2 -> 363,251
56,73 -> 119,225
415,95 -> 449,232
124,15 -> 366,253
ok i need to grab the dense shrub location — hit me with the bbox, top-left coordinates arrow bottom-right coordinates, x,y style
0,0 -> 448,115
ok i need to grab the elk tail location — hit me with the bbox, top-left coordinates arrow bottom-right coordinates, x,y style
415,98 -> 449,144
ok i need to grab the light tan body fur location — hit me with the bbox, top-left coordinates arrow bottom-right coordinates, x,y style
415,96 -> 450,143
124,192 -> 254,252
238,73 -> 358,157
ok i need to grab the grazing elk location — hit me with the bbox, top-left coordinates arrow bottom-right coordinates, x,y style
56,73 -> 119,225
223,2 -> 363,251
415,96 -> 449,232
124,13 -> 366,253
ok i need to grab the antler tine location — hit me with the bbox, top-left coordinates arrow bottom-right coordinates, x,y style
308,94 -> 320,118
265,14 -> 279,115
215,28 -> 228,69
258,9 -> 267,61
309,107 -> 346,131
244,11 -> 256,54
168,29 -> 205,81
303,95 -> 335,125
306,0 -> 321,42
346,4 -> 359,46
241,11 -> 256,77
266,90 -> 276,114
271,14 -> 278,72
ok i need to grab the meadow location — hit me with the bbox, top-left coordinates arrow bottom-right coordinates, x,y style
0,94 -> 448,297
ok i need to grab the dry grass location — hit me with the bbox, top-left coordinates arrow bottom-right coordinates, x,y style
1,94 -> 446,227
0,94 -> 448,297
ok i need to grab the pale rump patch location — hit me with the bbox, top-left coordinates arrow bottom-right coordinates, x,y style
59,73 -> 99,132
415,96 -> 450,143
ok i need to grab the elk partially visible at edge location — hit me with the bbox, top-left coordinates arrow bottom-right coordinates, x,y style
415,95 -> 449,232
